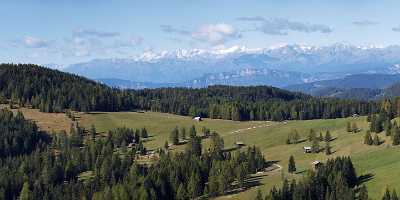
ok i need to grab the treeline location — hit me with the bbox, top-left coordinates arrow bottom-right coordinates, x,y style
259,157 -> 360,200
0,64 -> 378,121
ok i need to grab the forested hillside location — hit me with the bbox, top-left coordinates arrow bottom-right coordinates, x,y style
0,64 -> 378,121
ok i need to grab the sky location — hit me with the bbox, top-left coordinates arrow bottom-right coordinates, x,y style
1,0 -> 400,65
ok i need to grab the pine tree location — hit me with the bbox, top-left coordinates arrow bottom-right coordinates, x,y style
358,185 -> 368,200
254,189 -> 263,200
169,127 -> 179,145
176,183 -> 188,200
90,124 -> 97,141
373,134 -> 380,146
393,190 -> 399,200
325,141 -> 331,155
189,125 -> 196,138
288,155 -> 296,173
311,138 -> 320,153
319,132 -> 324,141
382,187 -> 391,200
188,171 -> 201,198
393,130 -> 400,145
308,129 -> 316,142
325,130 -> 332,142
364,131 -> 373,145
140,128 -> 148,138
19,182 -> 30,200
293,130 -> 300,144
236,163 -> 247,188
180,127 -> 186,140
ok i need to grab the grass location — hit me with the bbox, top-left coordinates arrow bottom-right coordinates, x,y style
56,111 -> 400,199
0,104 -> 73,133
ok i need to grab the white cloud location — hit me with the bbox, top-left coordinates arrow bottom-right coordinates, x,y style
393,25 -> 400,32
192,23 -> 241,44
161,23 -> 241,45
353,20 -> 379,26
238,17 -> 333,35
73,28 -> 120,38
19,36 -> 51,48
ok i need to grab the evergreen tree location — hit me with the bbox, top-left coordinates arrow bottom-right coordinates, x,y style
293,130 -> 300,144
255,189 -> 263,200
393,130 -> 400,145
236,163 -> 247,188
359,185 -> 368,200
176,183 -> 188,200
308,129 -> 316,142
180,126 -> 186,140
393,190 -> 399,200
364,131 -> 373,145
325,130 -> 332,142
383,187 -> 391,200
189,125 -> 196,138
312,138 -> 320,153
90,124 -> 97,141
19,182 -> 30,200
140,128 -> 148,138
169,126 -> 179,145
188,171 -> 201,198
373,134 -> 380,146
288,155 -> 296,173
325,141 -> 331,155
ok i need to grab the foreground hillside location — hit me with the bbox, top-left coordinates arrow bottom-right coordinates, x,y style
80,111 -> 400,199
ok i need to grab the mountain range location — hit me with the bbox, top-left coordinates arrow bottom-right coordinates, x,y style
62,43 -> 400,98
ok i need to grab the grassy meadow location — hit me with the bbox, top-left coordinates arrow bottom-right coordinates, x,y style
77,111 -> 400,199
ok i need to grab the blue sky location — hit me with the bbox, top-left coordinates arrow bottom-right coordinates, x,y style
1,0 -> 400,65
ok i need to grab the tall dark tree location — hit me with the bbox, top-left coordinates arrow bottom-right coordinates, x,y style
288,155 -> 296,173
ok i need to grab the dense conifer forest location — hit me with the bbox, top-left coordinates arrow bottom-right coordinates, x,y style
0,64 -> 378,121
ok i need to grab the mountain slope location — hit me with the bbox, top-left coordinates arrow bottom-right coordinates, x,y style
285,74 -> 400,94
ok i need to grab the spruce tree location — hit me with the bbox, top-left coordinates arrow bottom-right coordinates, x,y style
358,185 -> 368,200
325,130 -> 332,142
169,126 -> 179,145
189,125 -> 196,138
176,183 -> 188,200
325,141 -> 331,155
254,189 -> 263,200
393,130 -> 400,145
18,182 -> 30,200
180,127 -> 186,140
312,138 -> 320,153
288,155 -> 296,173
393,190 -> 399,200
293,130 -> 300,144
364,131 -> 373,145
373,134 -> 380,146
308,129 -> 316,142
382,187 -> 391,200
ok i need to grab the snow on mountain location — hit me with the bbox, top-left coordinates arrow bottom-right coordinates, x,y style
63,43 -> 400,87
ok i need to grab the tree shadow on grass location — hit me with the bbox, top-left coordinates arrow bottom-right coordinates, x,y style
358,173 -> 374,185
